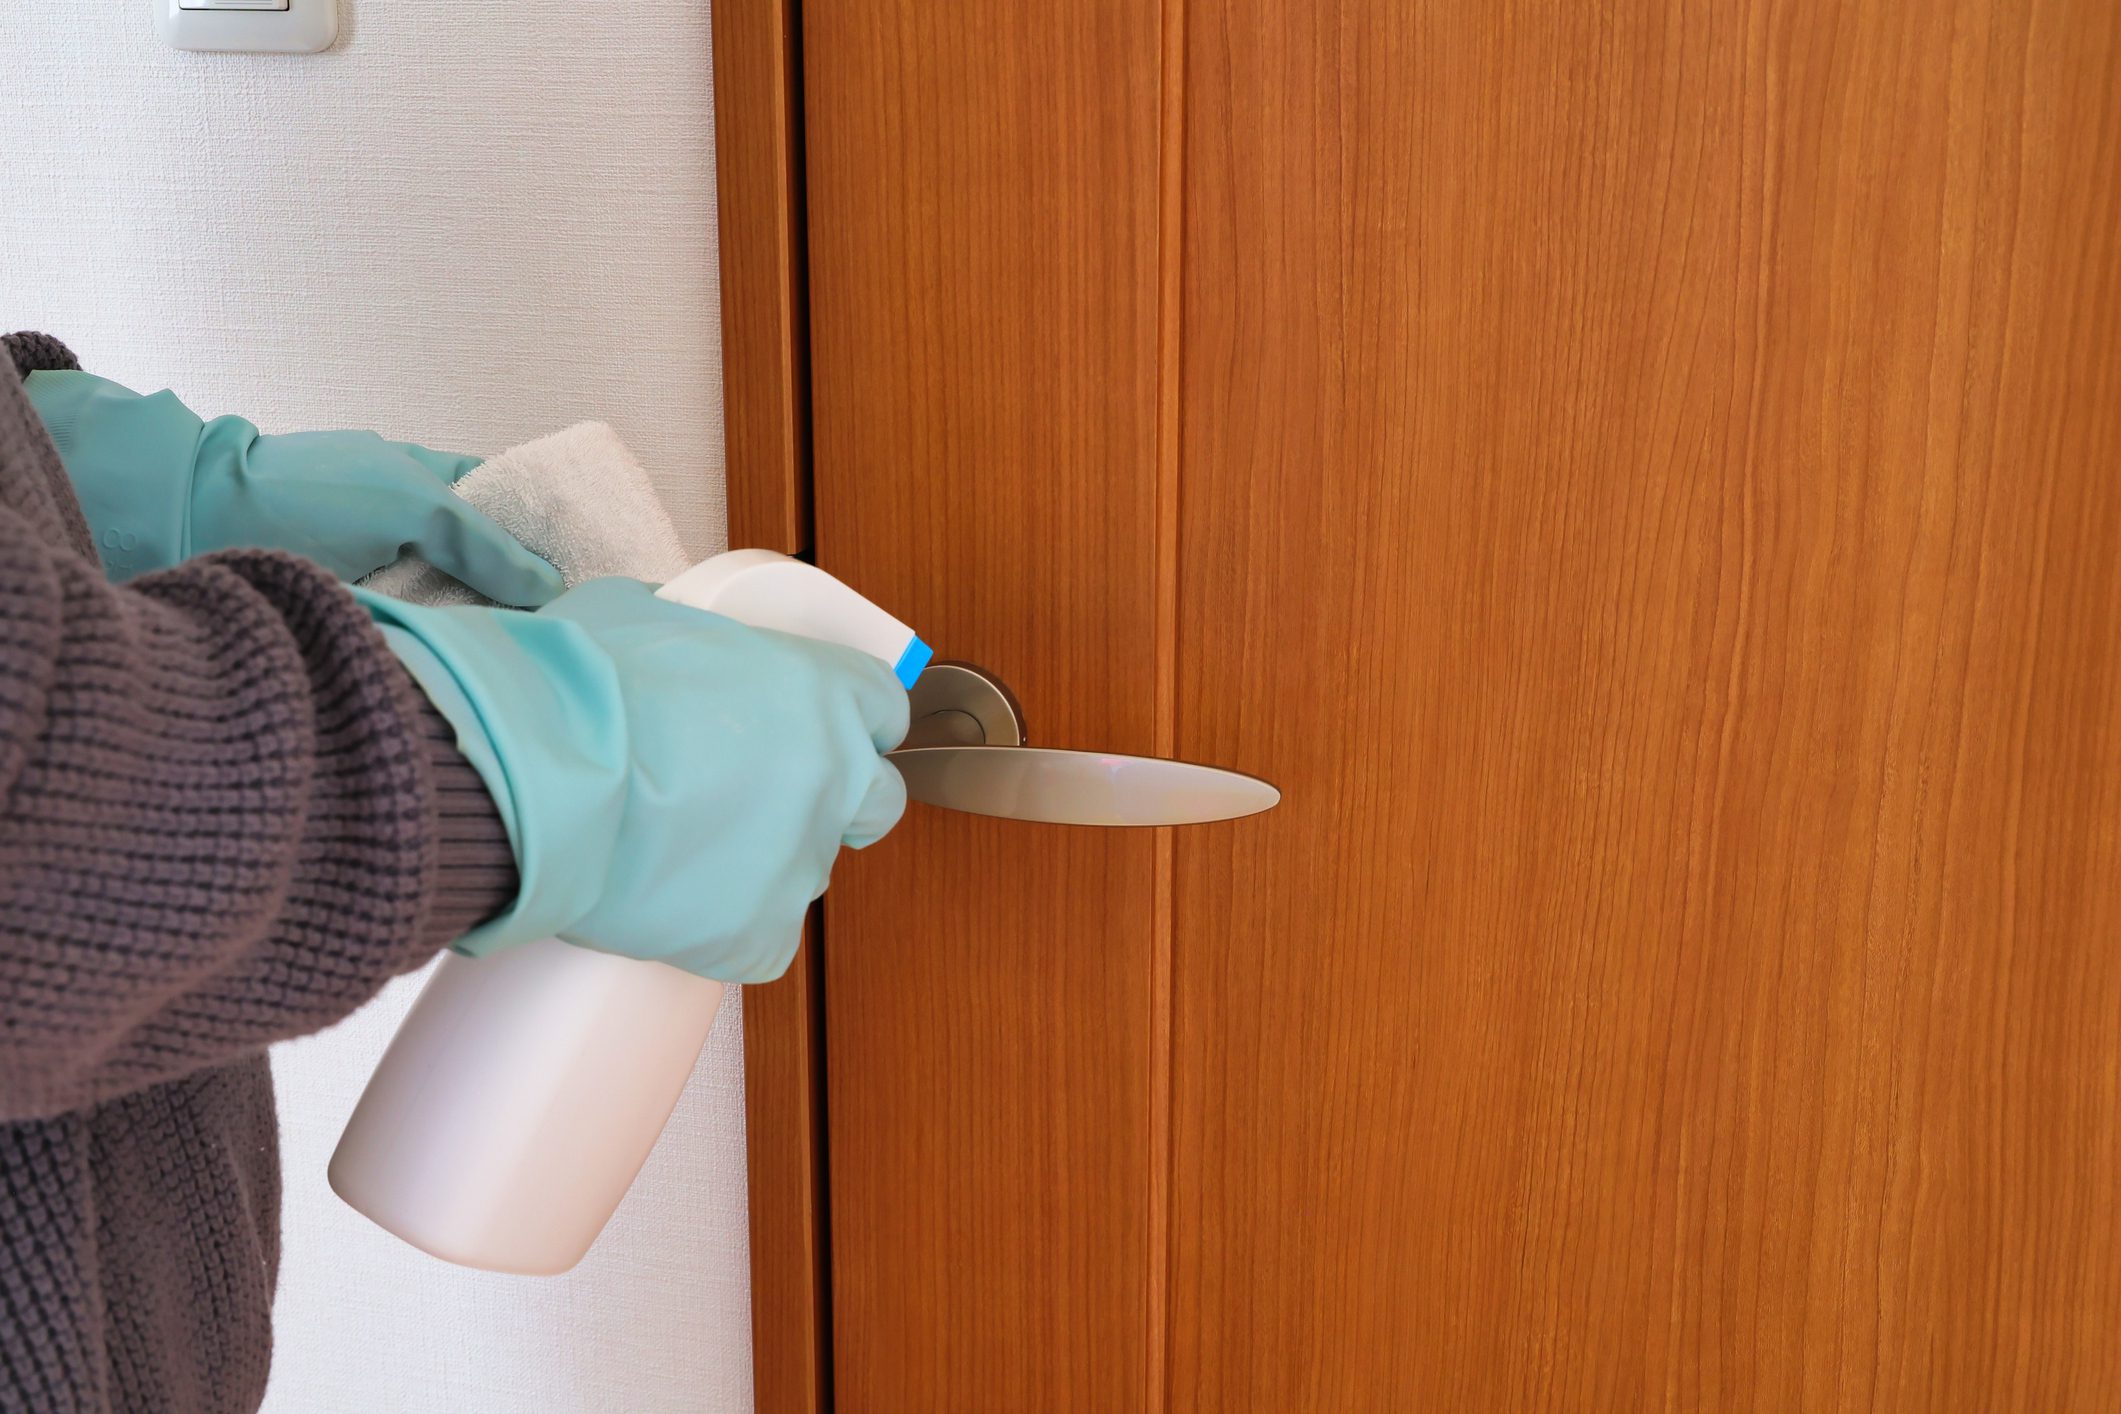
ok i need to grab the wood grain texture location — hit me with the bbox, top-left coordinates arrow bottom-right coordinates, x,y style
1170,1 -> 2121,1409
712,3 -> 825,1410
739,933 -> 830,1414
799,0 -> 1167,1407
714,0 -> 811,553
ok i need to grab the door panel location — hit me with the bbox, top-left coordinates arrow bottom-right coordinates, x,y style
795,0 -> 2121,1406
800,0 -> 1166,1406
1172,1 -> 2121,1407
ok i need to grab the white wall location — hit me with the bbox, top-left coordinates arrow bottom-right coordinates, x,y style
0,4 -> 752,1410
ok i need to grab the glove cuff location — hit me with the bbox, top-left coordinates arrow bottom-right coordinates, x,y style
354,588 -> 631,956
22,370 -> 199,580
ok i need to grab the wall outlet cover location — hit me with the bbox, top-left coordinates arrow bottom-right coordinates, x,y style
157,0 -> 337,54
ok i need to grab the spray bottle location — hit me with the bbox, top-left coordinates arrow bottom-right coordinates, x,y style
327,550 -> 926,1274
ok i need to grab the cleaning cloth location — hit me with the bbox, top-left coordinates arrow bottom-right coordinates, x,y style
362,421 -> 692,603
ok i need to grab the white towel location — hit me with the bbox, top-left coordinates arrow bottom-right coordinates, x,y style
363,420 -> 692,604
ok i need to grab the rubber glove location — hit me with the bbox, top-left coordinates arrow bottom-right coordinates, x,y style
25,369 -> 564,607
356,577 -> 909,982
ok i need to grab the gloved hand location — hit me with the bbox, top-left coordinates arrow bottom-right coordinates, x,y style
357,576 -> 909,982
25,369 -> 564,607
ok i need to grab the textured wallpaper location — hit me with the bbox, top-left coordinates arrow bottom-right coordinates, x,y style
0,3 -> 750,1409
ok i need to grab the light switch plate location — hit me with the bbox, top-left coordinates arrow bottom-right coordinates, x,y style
157,0 -> 336,53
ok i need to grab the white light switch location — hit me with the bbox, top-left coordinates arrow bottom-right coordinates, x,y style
157,0 -> 335,52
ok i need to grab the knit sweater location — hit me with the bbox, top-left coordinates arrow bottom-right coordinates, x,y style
0,333 -> 519,1412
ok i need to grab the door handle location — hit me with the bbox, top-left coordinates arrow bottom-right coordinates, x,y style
891,660 -> 1278,826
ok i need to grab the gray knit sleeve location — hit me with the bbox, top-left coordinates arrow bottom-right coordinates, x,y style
0,512 -> 517,1122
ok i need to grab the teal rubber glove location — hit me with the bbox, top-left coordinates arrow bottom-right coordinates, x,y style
357,577 -> 910,982
25,369 -> 564,606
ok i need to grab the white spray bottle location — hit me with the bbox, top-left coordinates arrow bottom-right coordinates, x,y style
327,550 -> 929,1274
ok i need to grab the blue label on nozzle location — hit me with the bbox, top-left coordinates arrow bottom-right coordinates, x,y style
893,637 -> 933,689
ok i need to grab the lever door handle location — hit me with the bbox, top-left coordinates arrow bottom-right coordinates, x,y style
892,660 -> 1278,826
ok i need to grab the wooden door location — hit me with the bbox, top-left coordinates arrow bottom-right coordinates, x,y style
725,0 -> 2121,1407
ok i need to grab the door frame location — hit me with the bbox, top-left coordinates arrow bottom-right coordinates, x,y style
712,2 -> 830,1410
